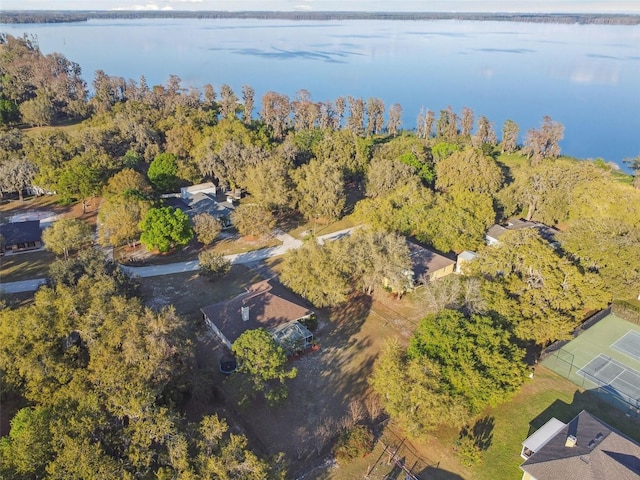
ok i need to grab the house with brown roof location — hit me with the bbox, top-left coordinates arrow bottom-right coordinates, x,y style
201,280 -> 315,355
520,410 -> 640,480
408,241 -> 456,284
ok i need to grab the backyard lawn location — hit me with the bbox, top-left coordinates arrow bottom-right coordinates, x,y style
304,355 -> 640,480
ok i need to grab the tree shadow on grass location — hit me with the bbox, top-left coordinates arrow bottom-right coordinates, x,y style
527,390 -> 640,441
470,415 -> 495,451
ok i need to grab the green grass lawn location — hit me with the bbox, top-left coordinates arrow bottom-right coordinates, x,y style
287,214 -> 356,240
474,366 -> 640,480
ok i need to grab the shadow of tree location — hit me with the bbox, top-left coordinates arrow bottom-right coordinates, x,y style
416,466 -> 466,480
527,390 -> 640,441
471,415 -> 495,451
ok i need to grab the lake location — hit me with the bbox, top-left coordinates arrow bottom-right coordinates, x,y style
2,18 -> 639,170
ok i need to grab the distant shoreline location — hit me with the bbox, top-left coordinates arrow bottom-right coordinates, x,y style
2,10 -> 640,25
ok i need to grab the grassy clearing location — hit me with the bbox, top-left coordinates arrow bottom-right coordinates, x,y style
0,250 -> 57,282
286,214 -> 356,240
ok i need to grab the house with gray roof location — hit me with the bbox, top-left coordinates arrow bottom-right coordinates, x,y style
485,218 -> 559,246
169,182 -> 235,228
520,410 -> 640,480
0,220 -> 42,254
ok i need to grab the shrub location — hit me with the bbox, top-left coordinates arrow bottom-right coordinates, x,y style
299,313 -> 318,331
454,433 -> 482,466
333,425 -> 374,463
198,250 -> 231,279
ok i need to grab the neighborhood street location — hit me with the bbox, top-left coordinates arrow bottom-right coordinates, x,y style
0,228 -> 354,293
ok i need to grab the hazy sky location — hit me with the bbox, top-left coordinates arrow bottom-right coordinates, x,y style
5,0 -> 640,13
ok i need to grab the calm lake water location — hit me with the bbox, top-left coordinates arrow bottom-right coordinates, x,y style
3,18 -> 640,170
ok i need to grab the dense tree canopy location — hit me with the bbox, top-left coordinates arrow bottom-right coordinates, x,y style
371,309 -> 527,436
0,260 -> 280,479
292,158 -> 345,222
147,152 -> 179,192
280,240 -> 352,308
280,229 -> 413,305
139,206 -> 193,252
98,168 -> 152,247
0,33 -> 88,126
42,217 -> 93,259
231,203 -> 276,238
435,147 -> 504,195
472,229 -> 610,345
231,328 -> 297,406
561,218 -> 640,300
192,212 -> 222,245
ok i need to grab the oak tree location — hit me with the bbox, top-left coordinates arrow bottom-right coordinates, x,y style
231,203 -> 276,238
192,212 -> 222,245
198,250 -> 231,279
42,217 -> 93,259
139,206 -> 193,253
231,329 -> 297,406
473,228 -> 610,345
292,158 -> 345,222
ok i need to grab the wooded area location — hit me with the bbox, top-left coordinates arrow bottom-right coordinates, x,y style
2,11 -> 640,25
1,31 -> 639,478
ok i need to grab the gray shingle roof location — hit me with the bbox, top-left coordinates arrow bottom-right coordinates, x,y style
0,220 -> 41,245
521,411 -> 640,480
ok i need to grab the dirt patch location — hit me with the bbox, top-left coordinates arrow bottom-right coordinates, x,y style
0,195 -> 99,225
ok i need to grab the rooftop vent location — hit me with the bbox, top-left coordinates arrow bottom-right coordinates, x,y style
565,435 -> 577,448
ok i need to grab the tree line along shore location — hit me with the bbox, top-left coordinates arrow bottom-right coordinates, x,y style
2,10 -> 640,25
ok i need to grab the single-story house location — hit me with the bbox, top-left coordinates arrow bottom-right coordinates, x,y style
408,241 -> 456,284
486,219 -> 559,246
0,220 -> 42,254
520,410 -> 640,480
180,182 -> 218,199
166,183 -> 235,228
201,280 -> 315,355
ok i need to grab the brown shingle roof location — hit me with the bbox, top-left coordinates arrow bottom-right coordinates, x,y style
200,280 -> 313,346
521,411 -> 640,480
408,241 -> 456,280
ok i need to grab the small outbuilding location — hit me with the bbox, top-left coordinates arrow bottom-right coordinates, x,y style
486,219 -> 559,246
456,250 -> 478,274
